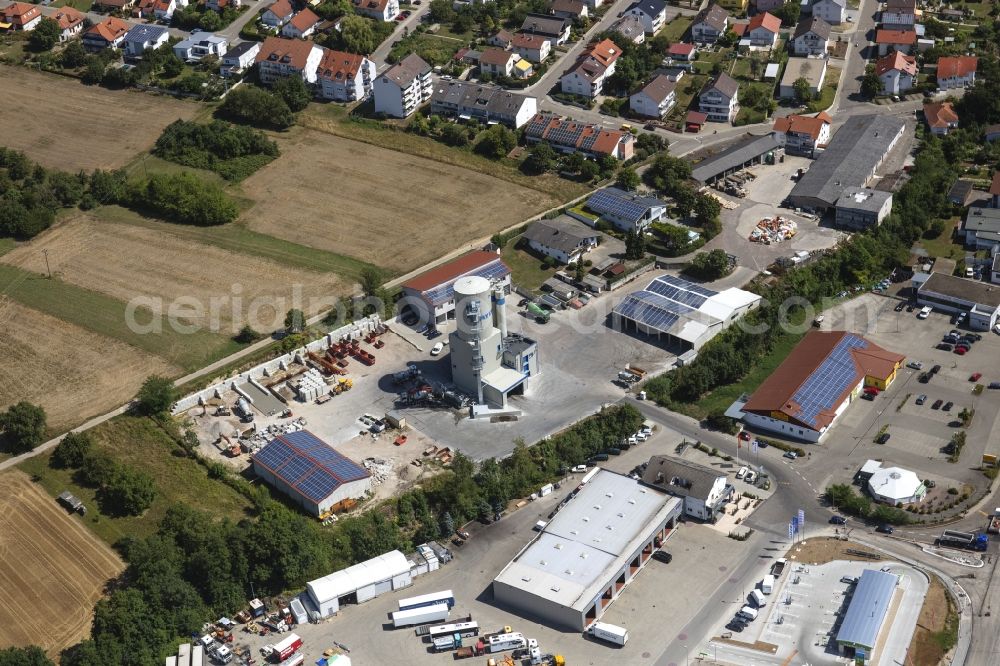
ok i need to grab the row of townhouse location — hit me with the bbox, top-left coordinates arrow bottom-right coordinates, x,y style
523,113 -> 634,160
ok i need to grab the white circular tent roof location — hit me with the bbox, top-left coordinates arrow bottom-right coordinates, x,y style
868,466 -> 923,503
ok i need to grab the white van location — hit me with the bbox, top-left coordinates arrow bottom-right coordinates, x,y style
750,590 -> 767,607
737,606 -> 758,621
761,574 -> 775,594
917,306 -> 932,319
587,622 -> 629,646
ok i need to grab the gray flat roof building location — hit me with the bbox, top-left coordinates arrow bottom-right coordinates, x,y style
492,469 -> 682,630
835,569 -> 898,657
835,187 -> 893,230
788,114 -> 906,210
690,134 -> 780,183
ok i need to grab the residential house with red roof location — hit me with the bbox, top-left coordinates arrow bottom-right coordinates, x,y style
740,330 -> 904,442
746,11 -> 779,47
52,6 -> 85,41
524,113 -> 634,159
667,42 -> 697,61
82,16 -> 131,50
206,0 -> 240,10
935,55 -> 977,90
511,32 -> 551,63
261,0 -> 295,27
924,101 -> 959,136
0,2 -> 42,31
255,35 -> 324,84
550,0 -> 587,20
875,28 -> 916,55
771,112 -> 832,157
316,48 -> 375,101
875,50 -> 917,95
479,47 -> 521,78
352,0 -> 398,21
559,38 -> 621,98
400,250 -> 511,324
92,0 -> 137,12
487,28 -> 514,49
281,8 -> 321,38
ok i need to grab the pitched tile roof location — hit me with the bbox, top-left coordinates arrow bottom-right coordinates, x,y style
512,32 -> 548,49
53,6 -> 85,30
875,28 -> 916,44
382,52 -> 431,87
772,112 -> 832,140
625,0 -> 666,16
875,50 -> 916,76
742,330 -> 904,431
256,36 -> 317,70
403,251 -> 505,292
287,8 -> 320,32
317,48 -> 365,81
668,42 -> 696,56
479,46 -> 514,66
793,15 -> 831,40
705,71 -> 738,98
642,456 -> 725,500
352,0 -> 392,13
523,113 -> 630,157
584,38 -> 621,67
924,101 -> 959,129
748,11 -> 780,33
936,55 -> 977,79
636,73 -> 676,103
693,3 -> 729,31
265,0 -> 294,18
2,2 -> 40,25
491,28 -> 513,43
550,0 -> 585,14
989,172 -> 1000,196
521,13 -> 569,36
86,17 -> 131,42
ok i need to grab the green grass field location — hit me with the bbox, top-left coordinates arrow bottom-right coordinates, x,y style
18,415 -> 254,545
0,263 -> 242,371
0,238 -> 14,258
918,217 -> 963,259
807,65 -> 841,113
501,239 -> 559,293
90,204 -> 381,282
659,16 -> 693,42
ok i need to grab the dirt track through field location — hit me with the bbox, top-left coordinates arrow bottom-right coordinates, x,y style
0,470 -> 124,656
0,300 -> 178,430
241,129 -> 561,272
0,66 -> 198,171
2,214 -> 348,334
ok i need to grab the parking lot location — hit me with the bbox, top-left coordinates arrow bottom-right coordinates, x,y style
809,294 -> 1000,496
226,424 -> 773,666
707,558 -> 927,666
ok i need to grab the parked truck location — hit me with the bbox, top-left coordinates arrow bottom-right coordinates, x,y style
937,530 -> 989,552
526,302 -> 550,323
453,644 -> 485,659
432,633 -> 463,653
770,558 -> 787,577
987,509 -> 1000,535
391,603 -> 449,629
586,622 -> 629,646
415,615 -> 472,637
266,633 -> 303,662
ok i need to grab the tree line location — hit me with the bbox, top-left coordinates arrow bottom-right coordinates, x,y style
154,120 -> 280,182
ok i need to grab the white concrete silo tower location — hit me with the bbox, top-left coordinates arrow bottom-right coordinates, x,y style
449,276 -> 503,405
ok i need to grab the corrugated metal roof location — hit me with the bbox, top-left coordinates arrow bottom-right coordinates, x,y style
836,569 -> 898,649
307,550 -> 410,603
252,430 -> 369,504
690,134 -> 779,183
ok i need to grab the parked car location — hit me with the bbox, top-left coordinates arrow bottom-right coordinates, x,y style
736,466 -> 749,480
894,302 -> 906,312
829,515 -> 847,525
916,394 -> 927,405
402,314 -> 418,326
970,373 -> 982,382
931,365 -> 942,374
430,342 -> 444,355
876,433 -> 890,444
754,438 -> 768,448
652,551 -> 673,564
784,451 -> 798,460
932,399 -> 943,409
571,464 -> 587,473
744,471 -> 757,484
876,524 -> 894,534
862,392 -> 876,401
726,620 -> 746,633
955,347 -> 967,355
943,401 -> 953,411
906,361 -> 923,370
427,328 -> 442,339
936,343 -> 954,351
925,479 -> 937,488
919,373 -> 931,384
990,382 -> 1000,390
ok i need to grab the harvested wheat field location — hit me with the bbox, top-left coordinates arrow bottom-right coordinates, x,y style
0,300 -> 178,430
0,470 -> 124,656
2,213 -> 347,333
241,129 -> 562,272
0,66 -> 198,171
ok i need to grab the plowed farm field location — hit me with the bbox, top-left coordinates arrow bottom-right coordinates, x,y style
2,213 -> 347,334
0,66 -> 198,171
0,470 -> 124,657
240,129 -> 562,272
0,299 -> 178,431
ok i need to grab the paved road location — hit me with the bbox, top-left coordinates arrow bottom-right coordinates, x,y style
371,3 -> 435,71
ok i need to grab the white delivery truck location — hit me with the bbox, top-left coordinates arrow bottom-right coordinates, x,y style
587,622 -> 629,646
737,606 -> 758,621
750,590 -> 767,608
761,574 -> 775,594
391,602 -> 450,628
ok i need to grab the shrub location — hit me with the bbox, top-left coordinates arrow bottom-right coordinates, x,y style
218,85 -> 295,129
154,119 -> 280,181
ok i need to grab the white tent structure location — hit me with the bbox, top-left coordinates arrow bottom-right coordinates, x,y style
867,465 -> 926,505
307,550 -> 412,617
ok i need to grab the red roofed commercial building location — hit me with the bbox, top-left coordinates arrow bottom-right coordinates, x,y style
739,331 -> 904,442
523,113 -> 634,160
875,28 -> 916,56
936,55 -> 977,90
401,251 -> 511,324
875,51 -> 917,95
746,11 -> 780,47
772,112 -> 832,157
256,35 -> 324,84
1,2 -> 42,31
924,101 -> 959,135
316,48 -> 375,101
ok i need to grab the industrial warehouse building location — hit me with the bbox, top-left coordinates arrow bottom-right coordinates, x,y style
252,430 -> 371,517
492,469 -> 682,630
914,272 -> 1000,332
400,250 -> 511,325
737,331 -> 904,442
835,569 -> 899,662
307,550 -> 412,617
690,133 -> 781,184
611,274 -> 761,351
788,114 -> 905,211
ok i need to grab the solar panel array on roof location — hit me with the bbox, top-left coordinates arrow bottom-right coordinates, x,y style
614,291 -> 681,333
587,189 -> 647,225
790,334 -> 869,428
422,260 -> 508,306
645,274 -> 715,308
253,430 -> 369,504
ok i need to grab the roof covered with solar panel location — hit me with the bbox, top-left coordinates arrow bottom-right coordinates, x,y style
742,330 -> 905,432
252,430 -> 370,508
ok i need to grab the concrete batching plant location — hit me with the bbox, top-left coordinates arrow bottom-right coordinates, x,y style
448,276 -> 539,416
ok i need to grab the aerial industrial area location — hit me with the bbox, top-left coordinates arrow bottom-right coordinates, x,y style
4,0 -> 1000,661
